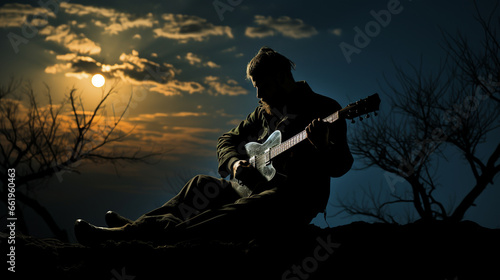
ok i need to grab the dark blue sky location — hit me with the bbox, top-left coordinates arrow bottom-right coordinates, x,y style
0,0 -> 499,240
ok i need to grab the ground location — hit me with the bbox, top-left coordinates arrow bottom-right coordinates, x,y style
2,221 -> 499,280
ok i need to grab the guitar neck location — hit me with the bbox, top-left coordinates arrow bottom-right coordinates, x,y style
269,111 -> 340,160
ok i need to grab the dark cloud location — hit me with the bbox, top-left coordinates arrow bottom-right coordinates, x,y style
60,2 -> 156,35
245,15 -> 318,39
0,3 -> 55,28
153,13 -> 233,43
45,50 -> 205,96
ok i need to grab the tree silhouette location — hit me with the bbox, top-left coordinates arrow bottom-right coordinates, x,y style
335,1 -> 500,224
0,80 -> 160,240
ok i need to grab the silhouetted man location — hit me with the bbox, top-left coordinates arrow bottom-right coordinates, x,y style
75,47 -> 353,245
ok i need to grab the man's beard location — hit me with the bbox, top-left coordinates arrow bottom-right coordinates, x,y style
261,100 -> 273,115
260,90 -> 286,116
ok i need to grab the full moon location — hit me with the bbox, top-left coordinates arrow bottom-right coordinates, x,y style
91,74 -> 105,88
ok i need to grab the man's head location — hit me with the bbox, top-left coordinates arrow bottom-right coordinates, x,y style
246,47 -> 296,113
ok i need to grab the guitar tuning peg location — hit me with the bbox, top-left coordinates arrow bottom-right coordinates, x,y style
359,116 -> 363,121
365,114 -> 370,119
351,119 -> 355,124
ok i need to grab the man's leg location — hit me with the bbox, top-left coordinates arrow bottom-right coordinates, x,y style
122,175 -> 240,242
136,175 -> 239,222
75,175 -> 240,245
166,188 -> 298,243
106,174 -> 235,227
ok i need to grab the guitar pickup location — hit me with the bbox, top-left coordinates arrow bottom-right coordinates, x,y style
264,148 -> 271,165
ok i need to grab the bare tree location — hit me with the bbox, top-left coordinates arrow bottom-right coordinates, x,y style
335,1 -> 500,224
0,79 -> 161,240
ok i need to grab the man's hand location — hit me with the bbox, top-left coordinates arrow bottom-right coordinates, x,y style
306,118 -> 330,150
232,159 -> 251,179
232,159 -> 265,189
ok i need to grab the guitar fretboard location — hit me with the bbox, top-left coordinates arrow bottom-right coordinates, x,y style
268,111 -> 339,160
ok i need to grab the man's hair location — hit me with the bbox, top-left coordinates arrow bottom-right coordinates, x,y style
246,47 -> 296,80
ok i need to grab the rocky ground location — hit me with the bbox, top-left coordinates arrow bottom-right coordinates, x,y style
2,220 -> 499,280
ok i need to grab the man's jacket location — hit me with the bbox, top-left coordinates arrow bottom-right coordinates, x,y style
216,81 -> 353,219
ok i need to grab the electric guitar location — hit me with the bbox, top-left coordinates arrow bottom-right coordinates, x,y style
230,93 -> 381,197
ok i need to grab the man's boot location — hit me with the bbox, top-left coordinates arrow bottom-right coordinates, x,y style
74,219 -> 130,246
105,211 -> 133,228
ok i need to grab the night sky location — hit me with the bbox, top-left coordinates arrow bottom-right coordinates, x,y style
1,0 -> 499,241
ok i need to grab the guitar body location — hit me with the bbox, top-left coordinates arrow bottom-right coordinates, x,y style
245,130 -> 281,181
230,130 -> 281,197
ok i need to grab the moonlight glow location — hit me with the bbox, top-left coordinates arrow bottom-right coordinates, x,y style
91,74 -> 105,88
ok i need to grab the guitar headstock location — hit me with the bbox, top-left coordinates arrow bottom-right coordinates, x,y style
340,93 -> 381,123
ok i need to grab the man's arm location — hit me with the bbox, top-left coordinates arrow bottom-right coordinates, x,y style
216,107 -> 262,178
306,100 -> 354,178
325,119 -> 354,177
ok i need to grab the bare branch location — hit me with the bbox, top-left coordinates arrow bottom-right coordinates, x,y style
344,4 -> 499,223
0,80 -> 164,238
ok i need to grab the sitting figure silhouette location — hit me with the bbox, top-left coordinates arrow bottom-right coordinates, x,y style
74,47 -> 353,246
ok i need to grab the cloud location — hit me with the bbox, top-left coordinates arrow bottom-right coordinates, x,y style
40,24 -> 101,55
152,80 -> 205,96
60,2 -> 116,18
129,112 -> 208,121
136,126 -> 220,158
60,2 -> 156,35
0,3 -> 55,28
205,61 -> 221,69
0,96 -> 219,161
153,13 -> 233,43
204,76 -> 248,96
180,52 -> 221,68
185,52 -> 202,65
227,118 -> 243,126
44,53 -> 101,79
69,20 -> 87,29
3,2 -> 243,98
120,110 -> 246,159
0,2 -> 154,37
45,50 -> 204,96
43,54 -> 97,78
0,4 -> 101,55
330,28 -> 342,36
222,46 -> 237,53
245,15 -> 318,39
123,113 -> 222,158
45,62 -> 72,74
60,3 -> 230,42
245,25 -> 275,38
102,15 -> 155,35
106,50 -> 205,96
117,50 -> 176,80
